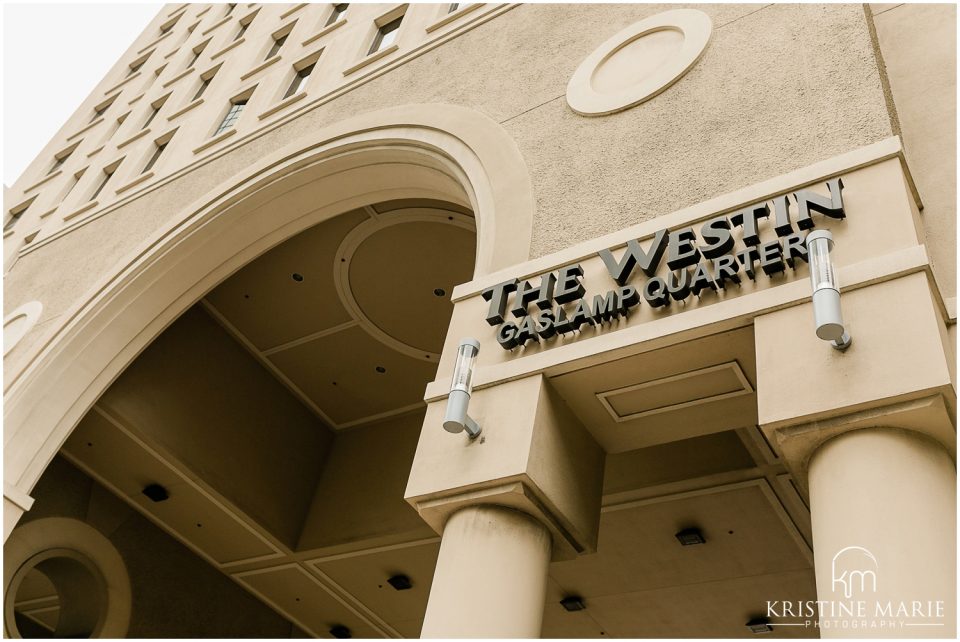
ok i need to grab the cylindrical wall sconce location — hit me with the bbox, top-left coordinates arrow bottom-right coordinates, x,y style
805,230 -> 852,351
443,338 -> 482,438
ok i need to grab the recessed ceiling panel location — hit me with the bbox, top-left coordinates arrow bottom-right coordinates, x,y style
603,430 -> 757,495
547,481 -> 811,599
267,325 -> 440,426
348,219 -> 475,354
541,577 -> 610,637
206,208 -> 368,351
600,361 -> 752,421
63,409 -> 281,566
129,481 -> 281,566
312,541 -> 441,632
576,569 -> 817,638
550,327 -> 759,452
63,409 -> 183,496
233,565 -> 384,638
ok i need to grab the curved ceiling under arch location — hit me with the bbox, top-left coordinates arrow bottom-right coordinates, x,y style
204,198 -> 477,429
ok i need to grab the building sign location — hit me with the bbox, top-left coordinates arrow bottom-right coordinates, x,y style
483,178 -> 846,350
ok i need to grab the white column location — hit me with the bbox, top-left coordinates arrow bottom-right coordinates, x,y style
808,427 -> 956,638
420,505 -> 552,638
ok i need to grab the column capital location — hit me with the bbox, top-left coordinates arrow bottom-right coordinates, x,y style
754,271 -> 956,491
410,479 -> 582,560
764,393 -> 955,493
404,374 -> 604,561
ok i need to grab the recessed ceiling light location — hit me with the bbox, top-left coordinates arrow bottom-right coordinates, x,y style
142,483 -> 169,503
433,288 -> 446,297
375,366 -> 386,373
387,574 -> 412,591
329,625 -> 351,639
560,596 -> 586,612
675,527 -> 706,546
746,618 -> 773,634
292,273 -> 304,282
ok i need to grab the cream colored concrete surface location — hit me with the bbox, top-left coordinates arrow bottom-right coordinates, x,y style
505,3 -> 893,259
3,1 -> 937,519
425,149 -> 932,402
756,272 -> 954,440
808,428 -> 956,637
3,103 -> 533,390
4,3 -> 899,374
872,3 -> 957,298
0,3 -> 955,637
420,505 -> 551,638
565,8 -> 713,116
405,374 -> 604,559
2,105 -> 534,526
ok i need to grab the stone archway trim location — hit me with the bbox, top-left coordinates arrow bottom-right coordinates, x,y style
3,104 -> 536,540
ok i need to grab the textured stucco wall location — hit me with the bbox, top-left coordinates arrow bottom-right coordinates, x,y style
15,457 -> 296,637
4,3 -> 896,376
871,3 -> 957,298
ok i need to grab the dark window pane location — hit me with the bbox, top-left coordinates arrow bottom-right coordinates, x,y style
266,34 -> 287,60
143,143 -> 167,173
326,4 -> 349,26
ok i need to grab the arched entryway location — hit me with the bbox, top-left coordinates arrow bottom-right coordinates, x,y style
3,104 -> 536,540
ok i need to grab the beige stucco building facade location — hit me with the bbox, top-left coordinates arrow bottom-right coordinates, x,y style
2,2 -> 956,638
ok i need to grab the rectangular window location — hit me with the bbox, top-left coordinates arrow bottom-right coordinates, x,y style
326,3 -> 349,26
91,98 -> 114,123
186,41 -> 207,69
284,63 -> 315,98
3,212 -> 20,232
4,201 -> 32,232
235,20 -> 250,41
128,58 -> 146,77
214,100 -> 247,136
48,147 -> 75,175
143,105 -> 161,129
368,16 -> 402,55
448,3 -> 460,12
193,76 -> 212,101
90,167 -> 116,201
265,34 -> 287,60
141,96 -> 169,130
63,168 -> 86,200
106,112 -> 129,142
142,141 -> 168,173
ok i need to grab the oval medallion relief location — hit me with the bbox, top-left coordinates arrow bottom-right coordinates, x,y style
4,300 -> 42,357
566,9 -> 713,116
